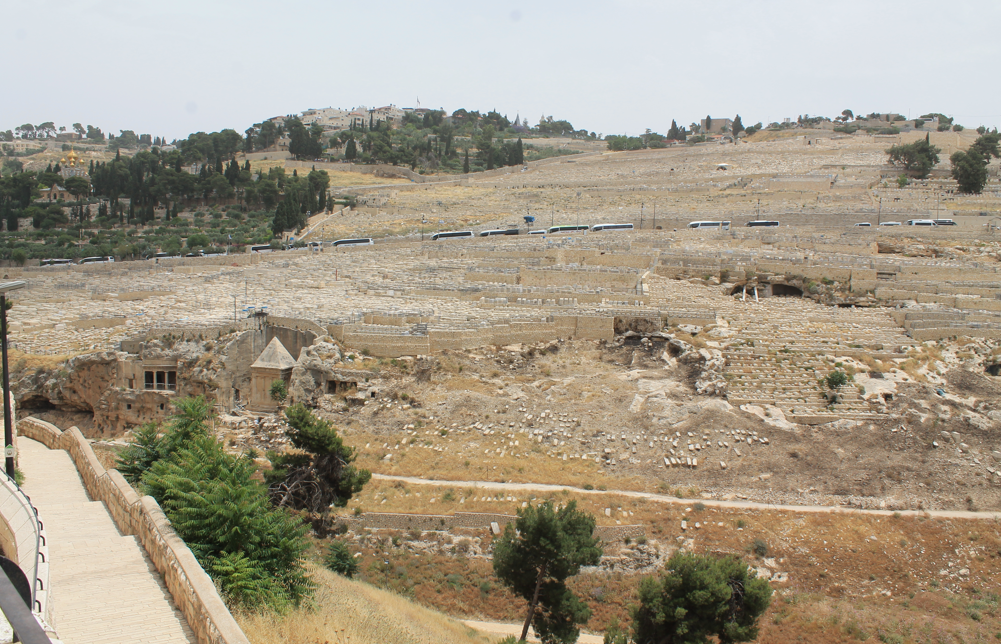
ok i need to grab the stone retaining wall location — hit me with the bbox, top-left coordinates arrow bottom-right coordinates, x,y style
16,417 -> 250,644
343,511 -> 644,541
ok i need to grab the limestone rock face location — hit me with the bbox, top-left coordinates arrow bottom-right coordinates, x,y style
289,340 -> 344,406
16,351 -> 118,413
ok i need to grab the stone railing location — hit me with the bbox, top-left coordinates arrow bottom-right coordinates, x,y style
17,417 -> 250,644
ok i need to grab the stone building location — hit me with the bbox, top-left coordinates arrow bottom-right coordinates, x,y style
248,337 -> 297,411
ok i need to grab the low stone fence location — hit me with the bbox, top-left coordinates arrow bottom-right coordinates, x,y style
17,417 -> 250,644
342,511 -> 644,542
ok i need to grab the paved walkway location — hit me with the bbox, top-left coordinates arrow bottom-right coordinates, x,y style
18,438 -> 196,644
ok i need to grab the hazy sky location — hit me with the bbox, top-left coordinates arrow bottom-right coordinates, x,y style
4,0 -> 999,139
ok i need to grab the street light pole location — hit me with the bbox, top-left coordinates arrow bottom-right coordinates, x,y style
0,281 -> 26,479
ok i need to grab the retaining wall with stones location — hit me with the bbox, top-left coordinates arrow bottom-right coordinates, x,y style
343,511 -> 644,541
16,417 -> 250,644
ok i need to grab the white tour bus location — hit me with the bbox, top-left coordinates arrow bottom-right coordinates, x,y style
430,230 -> 474,241
687,220 -> 730,230
332,238 -> 374,247
479,229 -> 520,237
591,223 -> 634,232
40,258 -> 73,267
78,256 -> 114,264
548,225 -> 590,234
906,219 -> 937,226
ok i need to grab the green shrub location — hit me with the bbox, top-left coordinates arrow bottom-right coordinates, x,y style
324,540 -> 358,578
269,379 -> 288,404
752,538 -> 768,557
826,370 -> 850,389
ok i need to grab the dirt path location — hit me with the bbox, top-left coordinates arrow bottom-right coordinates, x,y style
462,619 -> 603,644
372,474 -> 1001,521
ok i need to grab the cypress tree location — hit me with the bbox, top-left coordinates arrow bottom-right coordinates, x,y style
463,149 -> 470,174
515,138 -> 524,165
668,120 -> 681,140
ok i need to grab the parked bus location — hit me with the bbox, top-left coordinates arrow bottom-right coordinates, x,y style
906,219 -> 937,226
548,225 -> 590,234
249,244 -> 274,253
40,258 -> 73,267
332,238 -> 375,247
745,220 -> 779,227
687,221 -> 730,230
591,223 -> 634,232
528,229 -> 546,235
77,256 -> 114,264
479,229 -> 521,237
933,219 -> 956,226
430,230 -> 474,241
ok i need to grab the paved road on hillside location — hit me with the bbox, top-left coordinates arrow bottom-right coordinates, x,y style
372,474 -> 1001,521
19,438 -> 196,644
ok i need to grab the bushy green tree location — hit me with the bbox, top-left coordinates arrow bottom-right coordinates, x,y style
117,396 -> 313,610
632,552 -> 772,644
324,539 -> 358,578
117,422 -> 169,485
886,134 -> 940,178
951,149 -> 989,194
266,404 -> 371,513
143,434 -> 312,608
493,500 -> 603,644
970,131 -> 1000,161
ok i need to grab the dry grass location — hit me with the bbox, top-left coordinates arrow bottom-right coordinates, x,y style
236,565 -> 496,644
348,428 -> 643,494
342,495 -> 1001,640
10,348 -> 78,371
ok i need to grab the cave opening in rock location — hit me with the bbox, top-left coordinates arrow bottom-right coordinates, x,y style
771,284 -> 803,297
986,363 -> 1001,377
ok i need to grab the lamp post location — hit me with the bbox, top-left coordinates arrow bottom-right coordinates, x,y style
0,281 -> 26,479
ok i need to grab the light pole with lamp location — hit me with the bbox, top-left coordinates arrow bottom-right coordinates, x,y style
0,281 -> 26,479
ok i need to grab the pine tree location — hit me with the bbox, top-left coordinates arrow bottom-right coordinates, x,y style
266,404 -> 371,512
493,501 -> 602,643
632,552 -> 772,644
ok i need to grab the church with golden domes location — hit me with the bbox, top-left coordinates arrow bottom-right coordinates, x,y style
58,147 -> 88,179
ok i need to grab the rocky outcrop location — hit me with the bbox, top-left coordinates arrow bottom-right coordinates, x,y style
15,351 -> 118,413
288,339 -> 344,406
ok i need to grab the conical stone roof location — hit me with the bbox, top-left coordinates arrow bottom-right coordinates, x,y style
251,337 -> 297,370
